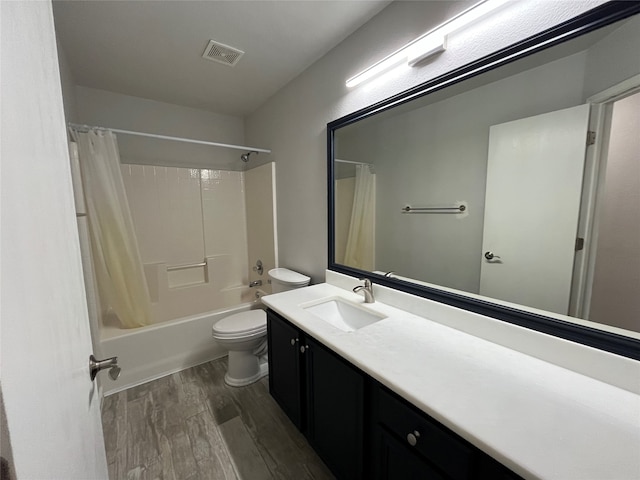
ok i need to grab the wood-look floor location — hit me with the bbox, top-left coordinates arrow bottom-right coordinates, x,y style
101,358 -> 334,480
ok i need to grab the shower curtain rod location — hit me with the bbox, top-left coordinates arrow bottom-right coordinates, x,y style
68,123 -> 271,154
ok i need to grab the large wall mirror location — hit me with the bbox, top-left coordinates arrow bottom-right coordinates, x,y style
328,2 -> 640,359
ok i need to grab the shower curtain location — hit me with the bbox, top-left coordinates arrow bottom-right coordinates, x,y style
70,129 -> 151,328
344,164 -> 375,270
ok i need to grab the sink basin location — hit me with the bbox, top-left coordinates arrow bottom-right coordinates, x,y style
304,298 -> 386,332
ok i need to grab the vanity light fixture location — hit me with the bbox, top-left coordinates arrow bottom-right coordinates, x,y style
346,0 -> 510,88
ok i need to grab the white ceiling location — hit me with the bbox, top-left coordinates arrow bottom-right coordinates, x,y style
53,0 -> 392,117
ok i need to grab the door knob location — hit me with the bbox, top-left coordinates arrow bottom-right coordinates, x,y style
89,355 -> 120,381
484,251 -> 501,260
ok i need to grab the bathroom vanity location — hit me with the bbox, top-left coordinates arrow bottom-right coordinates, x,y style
267,309 -> 365,479
266,308 -> 517,480
262,276 -> 640,480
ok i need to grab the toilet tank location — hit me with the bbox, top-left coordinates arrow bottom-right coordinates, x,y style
268,268 -> 310,293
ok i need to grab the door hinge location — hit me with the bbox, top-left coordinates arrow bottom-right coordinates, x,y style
587,131 -> 596,146
575,237 -> 585,251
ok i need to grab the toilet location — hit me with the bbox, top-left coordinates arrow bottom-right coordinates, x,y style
211,267 -> 310,386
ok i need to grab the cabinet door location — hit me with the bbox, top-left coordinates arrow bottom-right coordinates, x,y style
267,310 -> 303,429
375,426 -> 447,480
305,337 -> 364,480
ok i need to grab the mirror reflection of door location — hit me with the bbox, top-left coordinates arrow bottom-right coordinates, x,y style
479,105 -> 590,315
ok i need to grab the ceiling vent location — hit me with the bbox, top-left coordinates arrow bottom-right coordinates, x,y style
202,40 -> 244,67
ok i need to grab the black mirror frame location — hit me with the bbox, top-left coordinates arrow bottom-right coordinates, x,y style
327,1 -> 640,360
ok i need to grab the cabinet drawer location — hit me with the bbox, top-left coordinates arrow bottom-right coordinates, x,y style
375,425 -> 447,480
375,386 -> 473,480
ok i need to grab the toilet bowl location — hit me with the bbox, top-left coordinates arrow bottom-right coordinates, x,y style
212,268 -> 310,387
212,309 -> 268,387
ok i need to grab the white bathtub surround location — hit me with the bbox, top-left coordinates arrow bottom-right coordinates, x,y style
262,277 -> 640,480
201,169 -> 249,287
121,165 -> 206,279
245,162 -> 278,291
141,257 -> 248,324
118,164 -> 277,325
121,165 -> 248,288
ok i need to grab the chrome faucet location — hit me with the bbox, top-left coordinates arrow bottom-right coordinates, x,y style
353,278 -> 375,303
249,280 -> 263,287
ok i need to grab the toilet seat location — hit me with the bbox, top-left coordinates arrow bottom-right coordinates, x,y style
212,310 -> 266,339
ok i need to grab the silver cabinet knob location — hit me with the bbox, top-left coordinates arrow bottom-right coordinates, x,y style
89,354 -> 120,381
484,251 -> 501,260
290,338 -> 299,346
300,345 -> 308,353
407,430 -> 421,446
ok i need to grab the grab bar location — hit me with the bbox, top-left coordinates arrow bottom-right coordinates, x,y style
402,204 -> 466,214
166,261 -> 207,272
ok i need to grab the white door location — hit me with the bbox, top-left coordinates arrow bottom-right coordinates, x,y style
479,105 -> 590,315
1,2 -> 109,479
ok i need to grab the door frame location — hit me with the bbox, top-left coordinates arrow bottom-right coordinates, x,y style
570,74 -> 640,318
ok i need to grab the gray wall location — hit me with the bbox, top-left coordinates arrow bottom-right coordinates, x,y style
245,0 -> 604,283
75,86 -> 245,169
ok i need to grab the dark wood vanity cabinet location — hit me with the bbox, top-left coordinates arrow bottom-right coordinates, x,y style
266,308 -> 304,428
372,385 -> 521,480
305,336 -> 365,479
267,310 -> 365,479
267,309 -> 521,480
375,426 -> 447,480
373,385 -> 472,480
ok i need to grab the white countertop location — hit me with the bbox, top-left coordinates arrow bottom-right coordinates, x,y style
262,282 -> 640,480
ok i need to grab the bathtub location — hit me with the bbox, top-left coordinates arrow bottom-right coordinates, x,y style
100,288 -> 264,395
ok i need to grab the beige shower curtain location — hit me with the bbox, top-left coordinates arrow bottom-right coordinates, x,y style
344,164 -> 375,270
71,129 -> 151,328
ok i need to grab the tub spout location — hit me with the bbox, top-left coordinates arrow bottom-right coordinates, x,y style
249,280 -> 263,287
